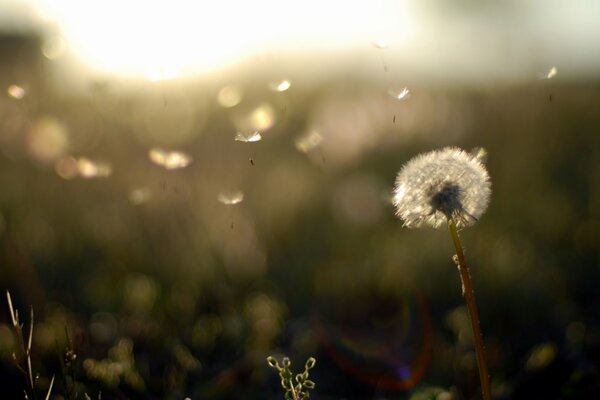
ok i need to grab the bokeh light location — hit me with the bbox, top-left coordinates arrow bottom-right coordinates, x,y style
7,84 -> 26,99
233,103 -> 277,133
217,85 -> 243,108
77,157 -> 112,178
148,148 -> 192,170
26,116 -> 69,164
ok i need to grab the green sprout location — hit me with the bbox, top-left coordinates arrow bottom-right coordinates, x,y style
267,356 -> 316,400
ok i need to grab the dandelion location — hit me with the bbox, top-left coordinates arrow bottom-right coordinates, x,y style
393,147 -> 493,400
393,147 -> 491,229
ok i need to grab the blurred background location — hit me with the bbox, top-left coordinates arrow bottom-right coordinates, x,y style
0,1 -> 599,399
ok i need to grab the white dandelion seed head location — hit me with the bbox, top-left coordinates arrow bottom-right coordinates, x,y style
393,147 -> 491,229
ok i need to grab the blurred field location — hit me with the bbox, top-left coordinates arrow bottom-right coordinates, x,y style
0,25 -> 600,400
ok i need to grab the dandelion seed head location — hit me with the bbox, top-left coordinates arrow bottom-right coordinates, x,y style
393,147 -> 491,229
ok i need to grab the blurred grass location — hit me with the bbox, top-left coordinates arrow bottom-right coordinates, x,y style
1,32 -> 600,399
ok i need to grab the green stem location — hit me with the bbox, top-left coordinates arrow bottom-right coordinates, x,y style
289,384 -> 299,400
448,218 -> 492,400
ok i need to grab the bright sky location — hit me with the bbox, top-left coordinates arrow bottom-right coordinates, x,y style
27,0 -> 414,78
2,0 -> 599,82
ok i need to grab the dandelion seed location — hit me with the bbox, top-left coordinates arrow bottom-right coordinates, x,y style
545,66 -> 557,79
234,131 -> 262,143
388,87 -> 411,100
393,147 -> 491,229
268,80 -> 291,92
218,191 -> 244,205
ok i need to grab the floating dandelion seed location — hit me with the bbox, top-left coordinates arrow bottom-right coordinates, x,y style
388,87 -> 411,100
234,131 -> 262,143
268,80 -> 291,92
545,66 -> 558,79
218,191 -> 244,205
148,148 -> 192,170
393,147 -> 491,229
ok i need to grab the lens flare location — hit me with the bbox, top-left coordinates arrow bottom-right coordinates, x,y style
313,289 -> 431,390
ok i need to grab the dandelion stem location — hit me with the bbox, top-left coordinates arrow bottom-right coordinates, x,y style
448,218 -> 492,400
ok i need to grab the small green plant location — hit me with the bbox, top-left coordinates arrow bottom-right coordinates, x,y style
6,291 -> 54,400
267,356 -> 316,400
59,328 -> 79,400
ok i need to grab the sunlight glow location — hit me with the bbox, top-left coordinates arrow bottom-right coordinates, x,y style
34,0 -> 414,78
